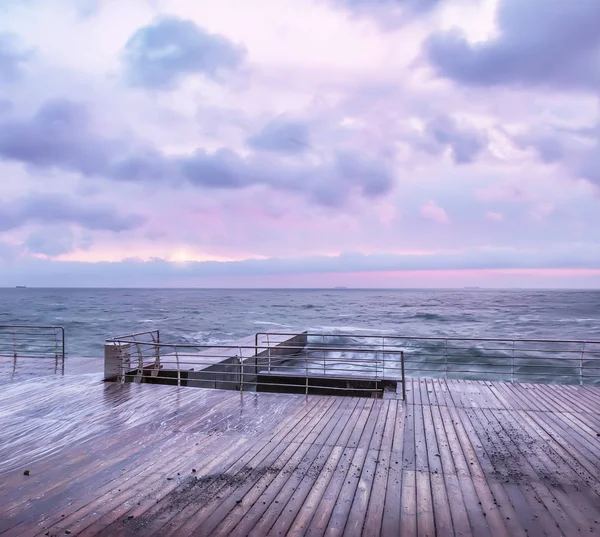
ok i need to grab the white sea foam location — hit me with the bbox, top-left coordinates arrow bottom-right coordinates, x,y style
253,321 -> 293,328
311,325 -> 395,334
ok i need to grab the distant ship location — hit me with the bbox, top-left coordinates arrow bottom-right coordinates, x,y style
464,286 -> 481,290
334,286 -> 348,289
15,285 -> 26,289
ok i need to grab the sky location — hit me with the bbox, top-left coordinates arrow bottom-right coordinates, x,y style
0,0 -> 599,288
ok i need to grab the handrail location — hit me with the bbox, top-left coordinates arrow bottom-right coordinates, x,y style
0,325 -> 65,361
105,330 -> 159,343
105,335 -> 406,399
256,331 -> 600,345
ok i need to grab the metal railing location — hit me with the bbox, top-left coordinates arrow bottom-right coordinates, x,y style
104,334 -> 406,399
256,332 -> 600,386
0,325 -> 65,361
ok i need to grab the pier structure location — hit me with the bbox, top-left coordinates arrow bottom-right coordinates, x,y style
1,326 -> 600,536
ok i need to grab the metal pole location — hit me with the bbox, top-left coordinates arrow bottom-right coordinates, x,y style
305,348 -> 309,396
580,342 -> 585,386
511,340 -> 515,383
239,350 -> 244,392
61,327 -> 65,362
155,330 -> 160,370
444,339 -> 448,380
401,350 -> 406,401
13,328 -> 17,360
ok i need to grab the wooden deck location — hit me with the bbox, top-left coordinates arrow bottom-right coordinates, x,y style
1,364 -> 600,536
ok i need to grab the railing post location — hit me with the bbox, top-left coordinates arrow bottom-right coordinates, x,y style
444,339 -> 448,380
12,327 -> 17,360
60,327 -> 65,362
580,342 -> 585,386
382,337 -> 385,380
401,350 -> 406,401
511,340 -> 515,383
239,351 -> 244,392
267,333 -> 272,373
305,348 -> 309,396
154,331 -> 160,370
175,347 -> 181,387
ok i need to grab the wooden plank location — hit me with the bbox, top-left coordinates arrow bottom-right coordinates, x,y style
478,407 -> 583,536
422,403 -> 453,537
167,396 -> 351,536
284,446 -> 346,537
381,401 -> 404,537
466,407 -> 550,537
446,406 -> 506,537
429,404 -> 472,537
342,448 -> 380,537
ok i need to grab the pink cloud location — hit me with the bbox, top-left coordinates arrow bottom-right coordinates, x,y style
420,200 -> 450,223
485,211 -> 503,221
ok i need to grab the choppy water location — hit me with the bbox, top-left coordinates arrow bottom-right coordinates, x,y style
1,288 -> 599,359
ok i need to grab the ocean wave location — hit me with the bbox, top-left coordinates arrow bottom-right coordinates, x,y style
412,313 -> 445,321
253,321 -> 293,328
311,325 -> 394,334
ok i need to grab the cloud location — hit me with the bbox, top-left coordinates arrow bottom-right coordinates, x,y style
485,211 -> 503,222
0,193 -> 146,232
3,245 -> 600,286
329,0 -> 444,27
247,119 -> 311,155
0,99 -> 118,176
425,0 -> 600,90
422,114 -> 487,164
0,98 -> 395,206
0,33 -> 31,82
420,200 -> 450,223
123,16 -> 246,90
181,148 -> 395,206
25,228 -> 76,256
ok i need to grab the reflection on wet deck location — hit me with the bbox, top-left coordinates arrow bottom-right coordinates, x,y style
1,359 -> 600,536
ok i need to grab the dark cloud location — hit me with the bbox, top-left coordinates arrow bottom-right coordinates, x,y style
25,229 -> 76,256
247,119 -> 311,154
0,99 -> 118,175
0,193 -> 146,232
425,0 -> 600,90
123,16 -> 246,90
0,33 -> 30,82
329,0 -> 444,27
0,98 -> 395,206
416,114 -> 487,164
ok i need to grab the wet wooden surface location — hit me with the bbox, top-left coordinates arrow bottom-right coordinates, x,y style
1,365 -> 599,536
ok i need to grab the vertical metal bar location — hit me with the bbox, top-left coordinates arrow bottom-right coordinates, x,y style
382,337 -> 386,380
60,327 -> 65,362
444,339 -> 448,380
136,343 -> 143,381
155,330 -> 160,370
401,350 -> 406,401
12,327 -> 17,360
239,348 -> 244,392
53,327 -> 59,362
323,334 -> 326,376
267,333 -> 271,373
176,347 -> 181,387
580,342 -> 585,386
511,340 -> 515,383
305,347 -> 309,396
119,344 -> 126,383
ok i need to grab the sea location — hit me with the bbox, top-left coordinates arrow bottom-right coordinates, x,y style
1,288 -> 599,360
